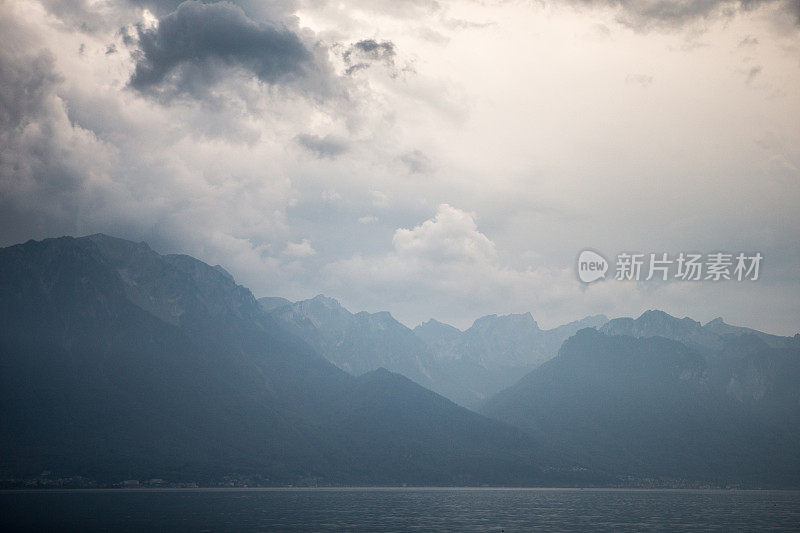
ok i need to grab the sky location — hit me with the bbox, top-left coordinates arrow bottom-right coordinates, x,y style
1,0 -> 799,334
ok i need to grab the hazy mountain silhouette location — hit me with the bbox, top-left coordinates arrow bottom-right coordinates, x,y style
412,313 -> 608,406
482,326 -> 800,487
265,295 -> 441,392
265,296 -> 607,407
3,235 -> 797,488
257,296 -> 292,312
0,235 -> 558,485
599,310 -> 796,352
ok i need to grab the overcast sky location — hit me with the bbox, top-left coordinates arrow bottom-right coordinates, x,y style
1,0 -> 799,334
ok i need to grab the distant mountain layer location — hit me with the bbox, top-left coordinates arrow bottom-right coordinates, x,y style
411,312 -> 610,369
263,296 -> 608,407
265,295 -> 440,392
0,235 -> 562,486
3,234 -> 798,488
600,309 -> 796,351
482,327 -> 800,487
414,312 -> 609,406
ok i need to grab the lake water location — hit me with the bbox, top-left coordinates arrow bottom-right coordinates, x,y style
2,487 -> 800,531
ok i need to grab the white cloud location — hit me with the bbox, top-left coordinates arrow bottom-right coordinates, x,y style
321,205 -> 579,327
392,204 -> 496,263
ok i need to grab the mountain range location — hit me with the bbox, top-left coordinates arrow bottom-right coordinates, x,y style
599,309 -> 797,351
482,321 -> 800,487
1,234 -> 798,488
264,295 -> 607,406
0,235 -> 561,486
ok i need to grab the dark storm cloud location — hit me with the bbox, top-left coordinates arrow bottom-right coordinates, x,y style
0,50 -> 60,129
38,0 -> 122,32
782,0 -> 800,23
572,0 -> 800,29
343,39 -> 396,75
295,134 -> 349,159
347,40 -> 396,61
399,150 -> 432,174
129,1 -> 314,96
0,18 -> 85,245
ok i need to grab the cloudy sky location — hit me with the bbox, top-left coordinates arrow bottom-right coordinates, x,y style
1,0 -> 799,334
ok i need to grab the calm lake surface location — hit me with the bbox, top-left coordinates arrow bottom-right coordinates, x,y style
2,487 -> 800,531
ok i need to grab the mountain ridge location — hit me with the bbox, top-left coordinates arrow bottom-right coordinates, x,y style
481,326 -> 800,487
265,294 -> 610,406
4,234 -> 797,488
0,234 -> 559,486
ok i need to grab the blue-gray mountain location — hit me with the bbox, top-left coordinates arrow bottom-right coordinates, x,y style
600,309 -> 796,351
481,318 -> 800,487
264,295 -> 441,394
415,312 -> 608,406
0,235 -> 566,486
2,234 -> 798,488
263,296 -> 607,406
